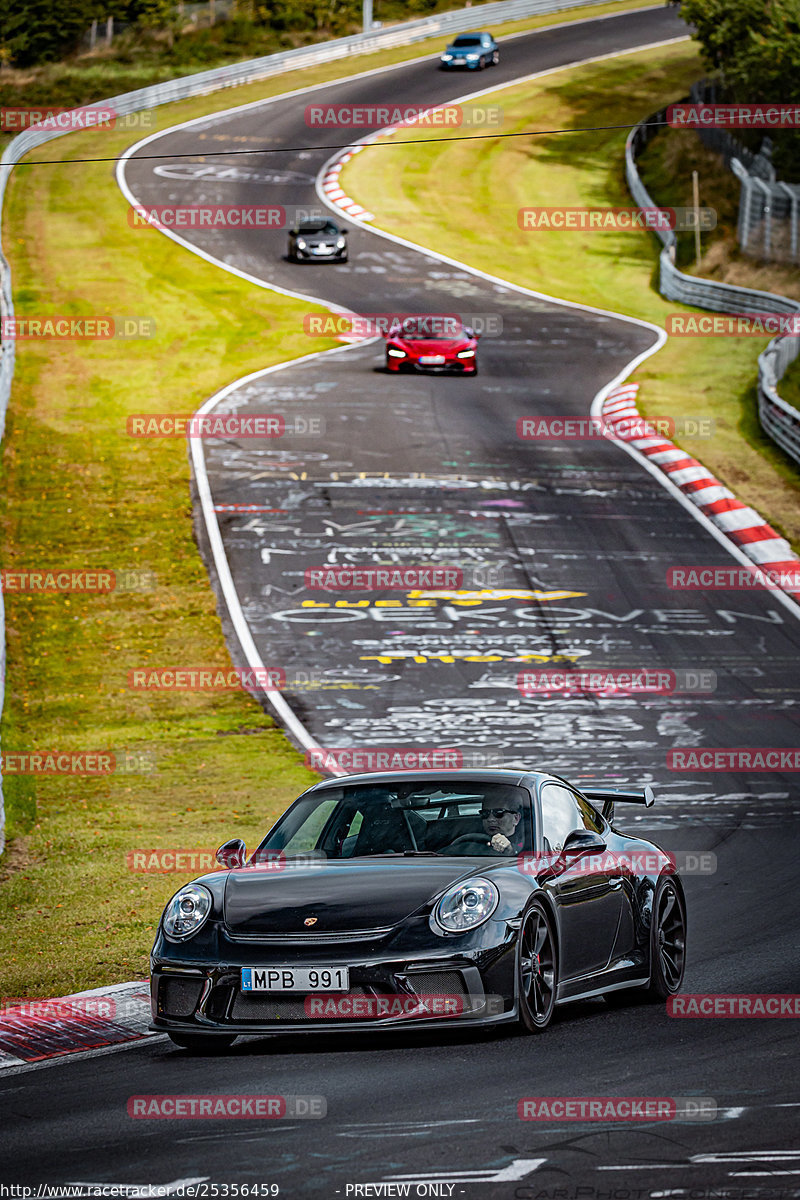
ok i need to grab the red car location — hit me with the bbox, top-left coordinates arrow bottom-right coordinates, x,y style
384,316 -> 479,375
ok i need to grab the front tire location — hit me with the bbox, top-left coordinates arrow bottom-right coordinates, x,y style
517,901 -> 557,1031
168,1033 -> 237,1052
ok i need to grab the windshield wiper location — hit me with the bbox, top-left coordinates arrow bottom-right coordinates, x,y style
365,850 -> 443,857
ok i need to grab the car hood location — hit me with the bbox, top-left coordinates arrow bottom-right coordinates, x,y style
222,858 -> 477,936
446,45 -> 480,55
391,338 -> 470,354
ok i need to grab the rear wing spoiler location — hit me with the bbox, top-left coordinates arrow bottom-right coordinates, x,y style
581,785 -> 655,822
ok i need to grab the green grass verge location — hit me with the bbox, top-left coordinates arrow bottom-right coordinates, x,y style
0,99 -> 343,999
340,40 -> 800,549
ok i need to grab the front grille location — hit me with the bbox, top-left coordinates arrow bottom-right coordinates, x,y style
226,927 -> 393,944
229,988 -> 368,1023
406,971 -> 466,998
158,976 -> 204,1018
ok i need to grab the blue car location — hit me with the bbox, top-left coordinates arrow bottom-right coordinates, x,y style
439,31 -> 499,70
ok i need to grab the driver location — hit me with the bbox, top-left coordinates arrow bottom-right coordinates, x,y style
441,796 -> 524,856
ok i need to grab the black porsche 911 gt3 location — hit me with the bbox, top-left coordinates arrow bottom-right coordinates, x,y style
151,769 -> 686,1050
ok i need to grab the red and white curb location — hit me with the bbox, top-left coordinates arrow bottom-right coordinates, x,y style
0,980 -> 155,1069
320,110 -> 437,234
314,146 -> 375,345
602,383 -> 800,598
320,146 -> 375,230
320,113 -> 451,345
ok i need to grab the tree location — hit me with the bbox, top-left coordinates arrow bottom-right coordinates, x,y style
0,0 -> 97,65
680,0 -> 800,178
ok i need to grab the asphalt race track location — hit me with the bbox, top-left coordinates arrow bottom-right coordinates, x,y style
3,6 -> 800,1195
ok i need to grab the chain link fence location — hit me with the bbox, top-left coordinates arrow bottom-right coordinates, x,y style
682,81 -> 800,264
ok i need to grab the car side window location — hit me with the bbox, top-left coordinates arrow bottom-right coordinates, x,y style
539,784 -> 583,852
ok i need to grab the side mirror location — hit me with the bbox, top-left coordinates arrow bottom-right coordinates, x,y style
562,829 -> 606,856
340,228 -> 349,234
216,838 -> 247,869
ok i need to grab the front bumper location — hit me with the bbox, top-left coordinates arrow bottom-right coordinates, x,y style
386,357 -> 477,373
295,245 -> 347,261
151,932 -> 516,1036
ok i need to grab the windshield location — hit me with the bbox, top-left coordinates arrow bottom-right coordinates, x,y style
298,220 -> 339,235
255,781 -> 533,860
396,317 -> 463,340
452,36 -> 482,46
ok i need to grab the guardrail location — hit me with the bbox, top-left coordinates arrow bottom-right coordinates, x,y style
0,0 -> 623,852
626,109 -> 800,469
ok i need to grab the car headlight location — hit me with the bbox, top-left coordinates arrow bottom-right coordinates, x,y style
433,878 -> 499,933
296,238 -> 307,250
162,884 -> 213,941
441,53 -> 452,60
466,53 -> 480,59
336,237 -> 346,249
387,347 -> 406,358
456,349 -> 475,358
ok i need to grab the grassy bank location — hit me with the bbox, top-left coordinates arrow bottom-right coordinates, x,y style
340,40 -> 800,548
0,105 -> 339,997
